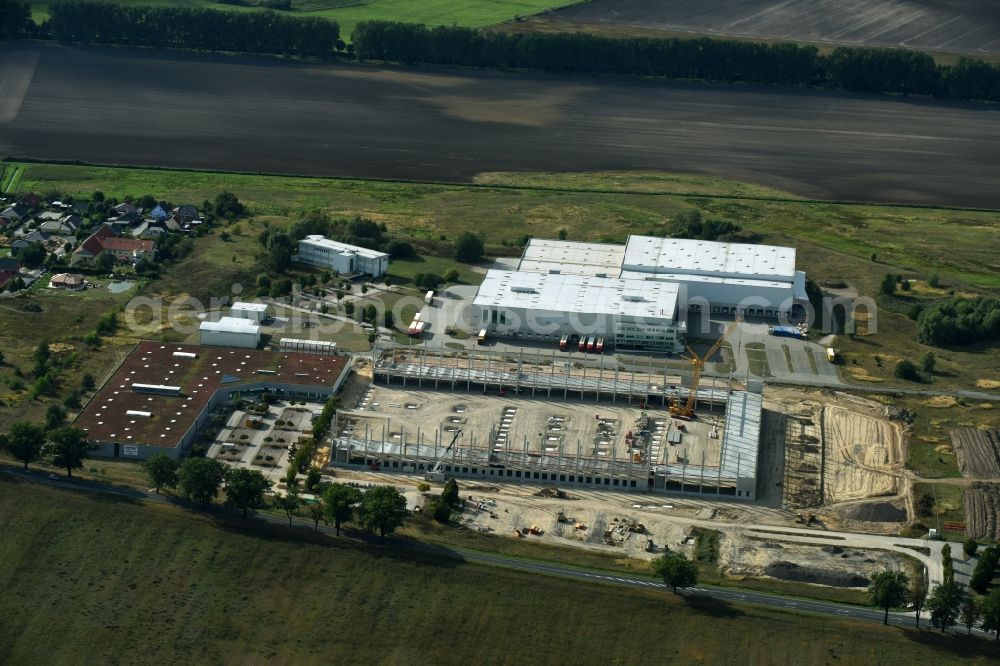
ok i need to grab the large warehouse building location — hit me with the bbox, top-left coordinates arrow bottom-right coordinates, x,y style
297,235 -> 389,277
73,341 -> 351,460
472,236 -> 808,348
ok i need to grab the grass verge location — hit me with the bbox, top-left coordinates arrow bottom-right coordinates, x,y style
1,476 -> 995,664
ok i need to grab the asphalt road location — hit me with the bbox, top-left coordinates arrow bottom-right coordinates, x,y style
3,43 -> 1000,208
4,465 -> 995,639
550,0 -> 1000,55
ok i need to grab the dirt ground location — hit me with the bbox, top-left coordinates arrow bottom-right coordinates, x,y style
964,483 -> 1000,541
761,388 -> 906,523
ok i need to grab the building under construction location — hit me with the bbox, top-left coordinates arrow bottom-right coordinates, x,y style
332,347 -> 762,500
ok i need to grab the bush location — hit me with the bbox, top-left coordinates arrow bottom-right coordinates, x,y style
453,232 -> 483,263
894,359 -> 923,382
386,240 -> 416,259
431,499 -> 452,524
963,537 -> 978,558
417,482 -> 430,493
915,493 -> 935,518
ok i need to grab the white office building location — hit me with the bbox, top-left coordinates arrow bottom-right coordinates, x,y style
297,235 -> 389,277
472,270 -> 685,352
230,301 -> 270,324
199,317 -> 261,349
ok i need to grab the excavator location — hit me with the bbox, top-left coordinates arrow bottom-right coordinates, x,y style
669,326 -> 731,419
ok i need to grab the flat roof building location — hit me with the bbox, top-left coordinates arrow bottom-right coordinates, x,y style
297,235 -> 389,277
73,341 -> 351,460
518,238 -> 625,277
472,270 -> 685,352
200,316 -> 261,349
230,301 -> 270,324
507,235 -> 808,320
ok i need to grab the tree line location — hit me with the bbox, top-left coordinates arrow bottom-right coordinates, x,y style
9,5 -> 1000,102
44,1 -> 341,57
350,21 -> 1000,104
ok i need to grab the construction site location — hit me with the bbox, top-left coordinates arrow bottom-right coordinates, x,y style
334,344 -> 761,498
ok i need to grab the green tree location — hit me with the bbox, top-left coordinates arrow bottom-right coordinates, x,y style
879,273 -> 896,296
48,427 -> 97,477
95,250 -> 115,274
443,268 -> 459,283
867,570 -> 909,625
309,498 -> 325,530
3,421 -> 46,470
275,487 -> 301,526
927,273 -> 940,289
652,552 -> 698,593
34,340 -> 51,377
142,453 -> 179,494
45,404 -> 67,431
927,581 -> 963,632
224,467 -> 272,518
177,457 -> 226,507
15,242 -> 46,268
323,483 -> 360,536
961,595 -> 981,636
453,232 -> 483,263
964,537 -> 979,558
557,227 -> 568,240
431,499 -> 452,524
81,373 -> 95,391
941,543 -> 954,585
920,351 -> 936,375
971,545 -> 1000,593
441,478 -> 459,507
359,485 -> 408,542
911,573 -> 929,628
304,467 -> 322,492
981,588 -> 1000,640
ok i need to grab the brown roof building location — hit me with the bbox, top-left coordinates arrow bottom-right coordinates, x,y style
73,341 -> 351,460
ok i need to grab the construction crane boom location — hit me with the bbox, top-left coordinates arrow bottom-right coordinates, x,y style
670,327 -> 730,419
425,429 -> 462,482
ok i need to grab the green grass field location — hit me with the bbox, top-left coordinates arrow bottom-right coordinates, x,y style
27,0 -> 574,39
1,477 -> 994,664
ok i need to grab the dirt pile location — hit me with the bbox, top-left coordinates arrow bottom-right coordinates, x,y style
843,501 -> 907,523
764,561 -> 870,588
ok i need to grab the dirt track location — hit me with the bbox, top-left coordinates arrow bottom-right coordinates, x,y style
3,43 -> 1000,208
548,0 -> 1000,55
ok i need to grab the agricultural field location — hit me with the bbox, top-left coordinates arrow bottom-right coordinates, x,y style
26,0 -> 575,38
1,477 -> 995,664
964,483 -> 1000,542
525,0 -> 1000,57
951,428 -> 1000,478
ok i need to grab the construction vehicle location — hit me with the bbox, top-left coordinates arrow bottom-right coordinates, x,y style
669,326 -> 730,419
424,429 -> 462,483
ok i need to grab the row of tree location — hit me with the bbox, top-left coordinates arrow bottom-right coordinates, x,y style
350,21 -> 1000,103
142,453 -> 409,540
45,2 -> 341,57
1,422 -> 96,476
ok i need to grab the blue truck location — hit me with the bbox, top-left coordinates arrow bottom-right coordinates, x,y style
768,325 -> 805,339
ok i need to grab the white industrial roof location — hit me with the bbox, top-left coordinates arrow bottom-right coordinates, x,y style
618,270 -> 793,290
622,236 -> 797,281
231,301 -> 268,312
474,270 -> 678,322
518,238 -> 626,277
300,235 -> 389,260
200,317 -> 261,334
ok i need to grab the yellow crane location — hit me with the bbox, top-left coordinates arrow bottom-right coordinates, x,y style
669,327 -> 730,419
